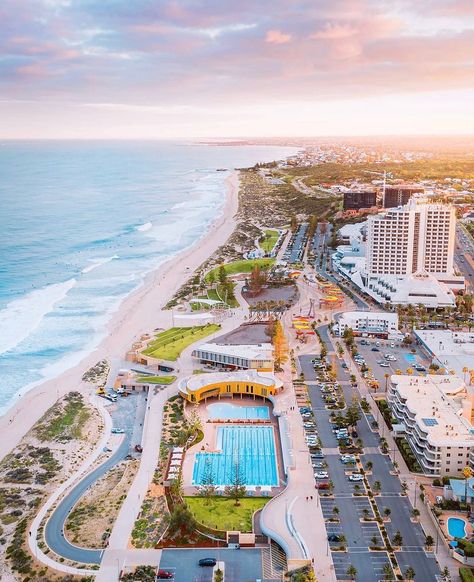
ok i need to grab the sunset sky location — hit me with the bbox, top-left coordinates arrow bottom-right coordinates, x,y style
1,0 -> 474,138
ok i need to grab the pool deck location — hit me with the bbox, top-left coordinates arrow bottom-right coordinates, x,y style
441,511 -> 473,540
182,398 -> 285,495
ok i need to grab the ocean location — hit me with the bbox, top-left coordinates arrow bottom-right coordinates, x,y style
0,141 -> 297,414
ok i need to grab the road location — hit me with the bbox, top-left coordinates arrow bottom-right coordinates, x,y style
44,393 -> 146,563
298,338 -> 441,581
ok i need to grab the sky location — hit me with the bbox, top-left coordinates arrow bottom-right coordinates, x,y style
1,0 -> 474,138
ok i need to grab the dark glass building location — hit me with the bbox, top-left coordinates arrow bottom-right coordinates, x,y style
343,190 -> 377,210
383,185 -> 424,208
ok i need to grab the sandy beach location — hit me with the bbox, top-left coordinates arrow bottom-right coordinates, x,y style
0,171 -> 240,462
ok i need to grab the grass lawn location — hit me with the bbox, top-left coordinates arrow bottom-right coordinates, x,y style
205,258 -> 275,282
142,325 -> 220,361
136,375 -> 176,384
185,496 -> 269,532
260,229 -> 279,253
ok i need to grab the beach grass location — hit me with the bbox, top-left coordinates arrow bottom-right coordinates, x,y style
142,325 -> 220,361
260,229 -> 279,253
205,258 -> 275,282
184,496 -> 269,532
136,375 -> 176,384
35,392 -> 90,442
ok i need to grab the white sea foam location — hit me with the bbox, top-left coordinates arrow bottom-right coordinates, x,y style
0,278 -> 76,355
81,255 -> 119,274
136,222 -> 152,232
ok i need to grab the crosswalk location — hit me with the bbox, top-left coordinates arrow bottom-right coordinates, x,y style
262,541 -> 287,579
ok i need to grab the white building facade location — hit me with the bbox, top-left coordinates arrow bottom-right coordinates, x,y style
335,311 -> 400,339
367,200 -> 463,292
388,375 -> 474,476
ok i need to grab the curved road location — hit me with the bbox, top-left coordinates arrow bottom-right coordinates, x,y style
45,432 -> 132,564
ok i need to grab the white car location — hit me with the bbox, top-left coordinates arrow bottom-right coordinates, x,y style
379,362 -> 390,367
348,474 -> 364,482
314,471 -> 329,479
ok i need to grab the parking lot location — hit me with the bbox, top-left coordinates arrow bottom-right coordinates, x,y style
348,337 -> 432,391
159,548 -> 271,582
298,345 -> 441,581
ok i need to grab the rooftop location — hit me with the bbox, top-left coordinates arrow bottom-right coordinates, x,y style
192,342 -> 273,361
414,329 -> 474,378
179,369 -> 283,394
390,374 -> 474,447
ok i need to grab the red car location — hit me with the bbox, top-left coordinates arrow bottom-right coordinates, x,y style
156,570 -> 173,580
316,482 -> 330,490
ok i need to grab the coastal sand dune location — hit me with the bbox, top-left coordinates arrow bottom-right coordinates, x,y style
0,171 -> 239,462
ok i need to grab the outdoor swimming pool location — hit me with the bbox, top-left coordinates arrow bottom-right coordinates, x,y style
207,402 -> 270,421
404,353 -> 417,364
448,517 -> 467,538
192,425 -> 278,486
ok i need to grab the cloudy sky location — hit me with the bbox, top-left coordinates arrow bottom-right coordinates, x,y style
1,0 -> 474,138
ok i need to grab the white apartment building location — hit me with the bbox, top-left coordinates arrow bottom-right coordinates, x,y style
388,375 -> 474,476
367,199 -> 456,281
334,311 -> 400,339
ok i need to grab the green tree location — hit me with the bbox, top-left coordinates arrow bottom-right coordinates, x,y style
392,530 -> 403,547
197,457 -> 216,505
346,565 -> 357,580
373,480 -> 381,493
224,457 -> 247,506
165,503 -> 196,536
218,264 -> 227,285
290,215 -> 298,232
208,270 -> 215,286
384,507 -> 391,519
404,566 -> 415,580
425,535 -> 434,549
382,562 -> 394,580
345,398 -> 361,430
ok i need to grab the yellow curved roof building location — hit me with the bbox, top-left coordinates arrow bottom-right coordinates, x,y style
178,370 -> 284,404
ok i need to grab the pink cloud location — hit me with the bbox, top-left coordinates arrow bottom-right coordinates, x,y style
310,23 -> 357,40
265,29 -> 291,44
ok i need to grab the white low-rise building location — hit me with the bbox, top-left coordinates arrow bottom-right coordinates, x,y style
414,329 -> 474,379
334,311 -> 401,339
388,374 -> 474,476
192,342 -> 273,371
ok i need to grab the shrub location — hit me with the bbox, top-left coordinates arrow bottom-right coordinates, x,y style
460,567 -> 474,582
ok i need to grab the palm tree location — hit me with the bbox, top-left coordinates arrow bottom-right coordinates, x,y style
382,561 -> 394,580
393,530 -> 403,547
366,460 -> 373,472
405,566 -> 415,580
373,480 -> 381,494
384,507 -> 391,520
332,506 -> 339,519
370,533 -> 378,547
411,508 -> 420,520
346,565 -> 357,580
363,508 -> 370,520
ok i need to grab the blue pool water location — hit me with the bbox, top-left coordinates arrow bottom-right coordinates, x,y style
193,426 -> 278,486
404,354 -> 417,364
207,402 -> 270,421
448,517 -> 467,538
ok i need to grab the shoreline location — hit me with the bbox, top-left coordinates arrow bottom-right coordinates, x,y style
0,170 -> 240,461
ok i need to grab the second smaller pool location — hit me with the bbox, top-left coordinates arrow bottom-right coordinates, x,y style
404,354 -> 417,364
207,402 -> 270,420
448,517 -> 467,539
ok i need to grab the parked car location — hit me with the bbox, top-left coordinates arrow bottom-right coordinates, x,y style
379,362 -> 390,368
349,474 -> 364,482
111,428 -> 125,434
316,482 -> 330,490
314,471 -> 329,479
371,347 -> 380,352
312,462 -> 325,469
327,534 -> 341,542
156,570 -> 174,580
198,558 -> 217,567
